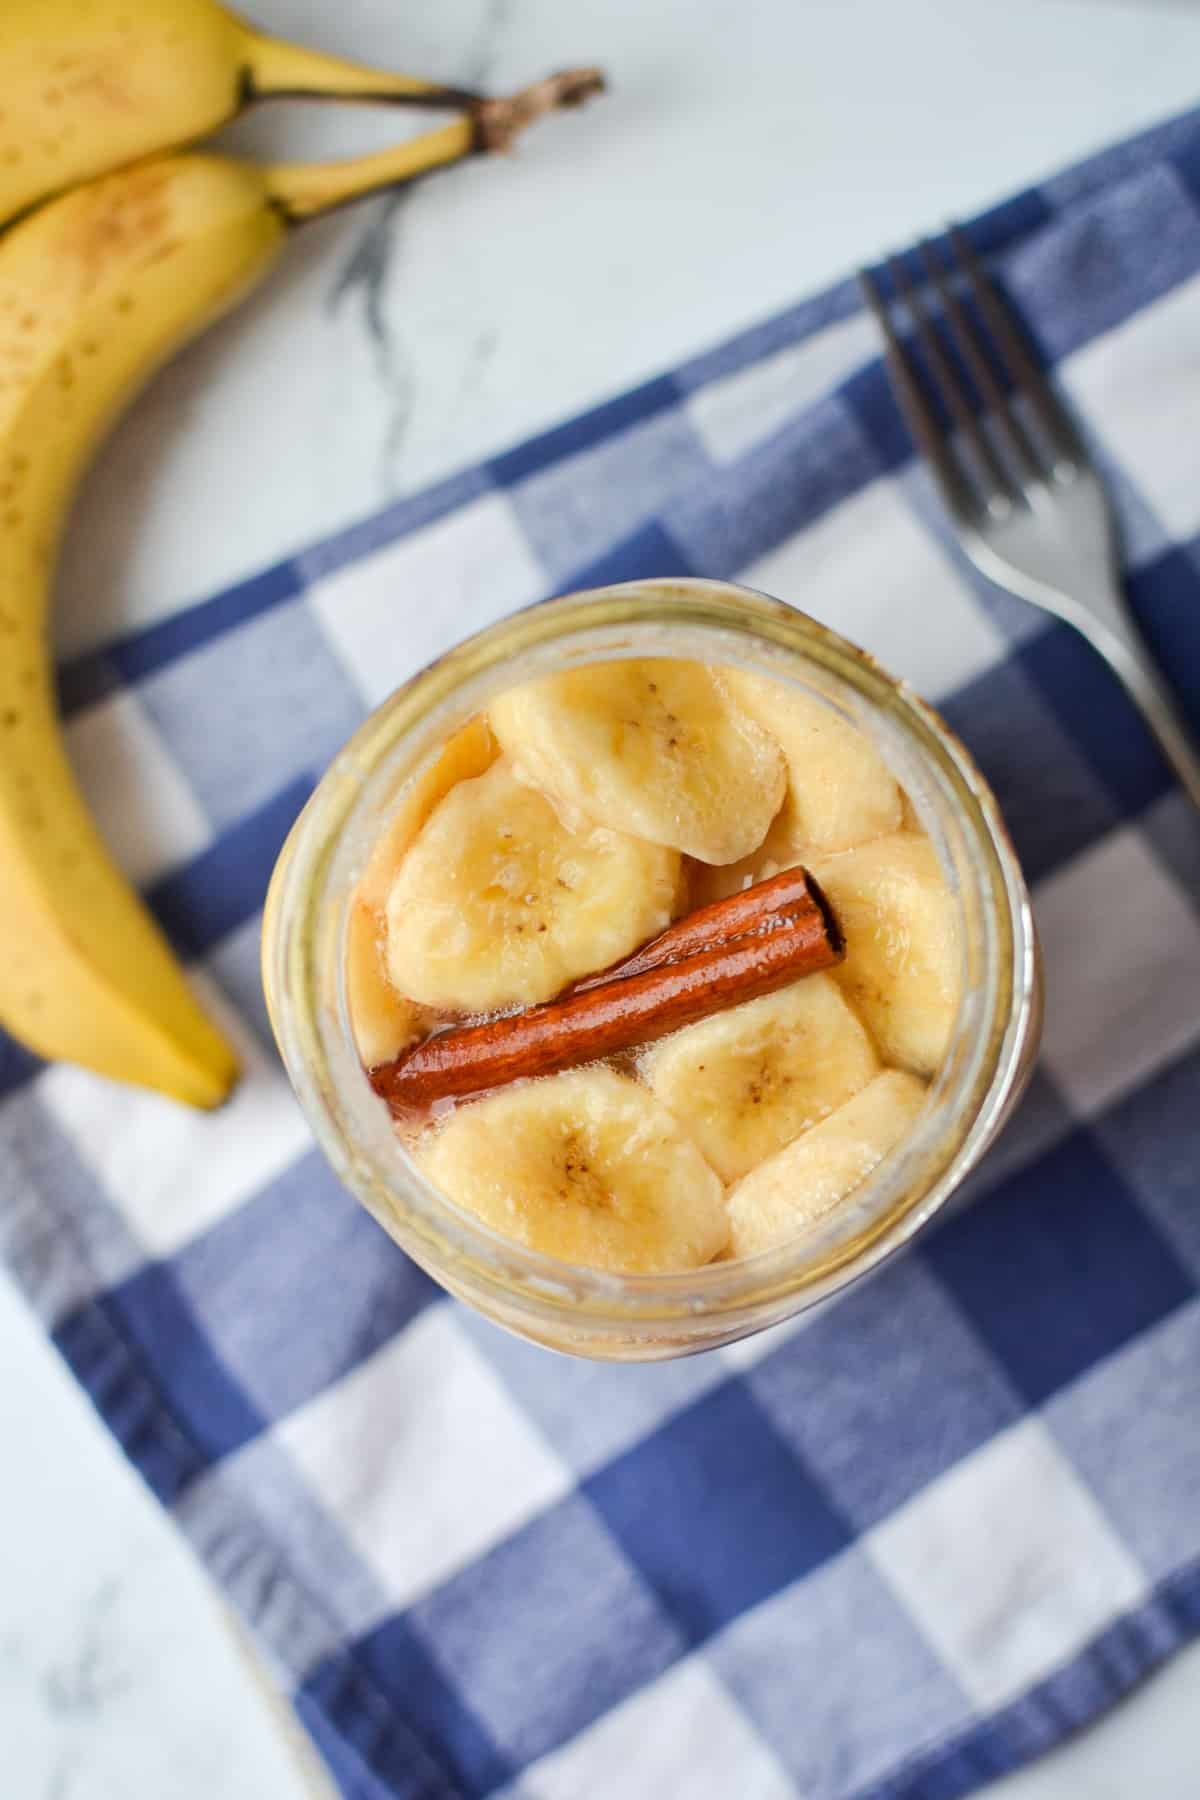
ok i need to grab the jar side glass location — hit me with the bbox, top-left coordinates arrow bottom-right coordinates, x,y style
263,580 -> 1041,1360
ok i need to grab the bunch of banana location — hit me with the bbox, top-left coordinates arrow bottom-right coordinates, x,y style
0,0 -> 488,229
0,0 -> 602,1106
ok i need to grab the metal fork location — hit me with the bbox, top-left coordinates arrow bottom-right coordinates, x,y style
859,229 -> 1200,809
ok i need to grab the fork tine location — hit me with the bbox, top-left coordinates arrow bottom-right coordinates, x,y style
885,252 -> 1017,508
916,237 -> 1046,483
857,267 -> 976,520
947,224 -> 1085,468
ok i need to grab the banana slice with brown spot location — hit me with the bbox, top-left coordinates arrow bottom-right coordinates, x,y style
640,974 -> 879,1182
384,759 -> 681,1013
489,658 -> 785,864
728,1070 -> 927,1256
418,1066 -> 728,1272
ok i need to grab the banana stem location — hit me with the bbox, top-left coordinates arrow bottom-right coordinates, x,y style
265,118 -> 474,223
264,68 -> 605,225
240,27 -> 481,109
473,68 -> 606,152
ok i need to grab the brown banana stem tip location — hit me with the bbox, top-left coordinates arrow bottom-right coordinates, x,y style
472,68 -> 606,153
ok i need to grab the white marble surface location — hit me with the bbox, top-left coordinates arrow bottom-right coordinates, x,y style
5,0 -> 1200,1794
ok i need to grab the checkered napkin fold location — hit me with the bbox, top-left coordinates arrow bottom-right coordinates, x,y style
4,105 -> 1200,1800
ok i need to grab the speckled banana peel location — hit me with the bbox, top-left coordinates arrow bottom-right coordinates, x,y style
0,72 -> 602,1104
0,0 -> 491,229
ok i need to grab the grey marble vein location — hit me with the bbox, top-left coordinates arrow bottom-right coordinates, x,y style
43,1582 -> 129,1717
449,323 -> 501,426
328,193 -> 416,495
0,1580 -> 133,1800
327,0 -> 518,493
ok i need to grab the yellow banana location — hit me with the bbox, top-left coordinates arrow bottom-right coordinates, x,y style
0,71 -> 601,1107
0,0 -> 485,228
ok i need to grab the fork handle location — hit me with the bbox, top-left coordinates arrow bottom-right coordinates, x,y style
1089,617 -> 1200,812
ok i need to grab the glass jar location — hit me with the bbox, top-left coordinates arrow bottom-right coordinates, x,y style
262,579 -> 1041,1361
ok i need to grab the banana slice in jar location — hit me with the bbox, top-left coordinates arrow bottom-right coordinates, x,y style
812,832 -> 961,1076
728,1070 -> 928,1257
384,759 -> 681,1013
489,659 -> 786,864
688,808 -> 805,907
640,974 -> 879,1183
722,670 -> 902,855
347,718 -> 497,1065
418,1067 -> 729,1273
346,910 -> 426,1069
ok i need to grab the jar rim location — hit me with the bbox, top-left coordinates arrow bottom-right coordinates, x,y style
263,578 -> 1039,1342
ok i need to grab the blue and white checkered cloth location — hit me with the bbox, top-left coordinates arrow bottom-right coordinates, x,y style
4,106 -> 1200,1800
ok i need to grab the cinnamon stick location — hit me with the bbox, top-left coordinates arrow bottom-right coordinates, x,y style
370,868 -> 841,1112
570,866 -> 821,992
